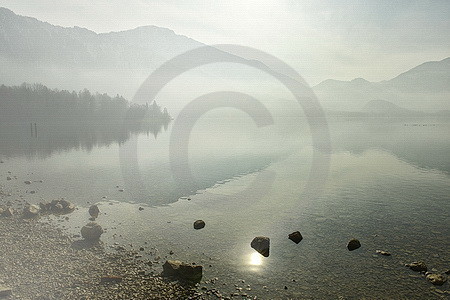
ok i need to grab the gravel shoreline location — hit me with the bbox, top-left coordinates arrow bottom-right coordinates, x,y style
0,216 -> 200,300
0,217 -> 200,300
0,181 -> 203,300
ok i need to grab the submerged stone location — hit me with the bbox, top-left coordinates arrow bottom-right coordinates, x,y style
406,261 -> 427,272
376,250 -> 391,256
426,273 -> 447,286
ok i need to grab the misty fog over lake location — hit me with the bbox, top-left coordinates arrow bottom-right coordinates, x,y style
0,3 -> 449,300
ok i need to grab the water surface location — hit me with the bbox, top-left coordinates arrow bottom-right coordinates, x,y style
0,115 -> 449,299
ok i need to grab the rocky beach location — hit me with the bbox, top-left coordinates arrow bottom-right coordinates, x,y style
0,197 -> 201,299
0,164 -> 257,300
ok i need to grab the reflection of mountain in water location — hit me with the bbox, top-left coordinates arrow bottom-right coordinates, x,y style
330,119 -> 450,174
0,83 -> 171,159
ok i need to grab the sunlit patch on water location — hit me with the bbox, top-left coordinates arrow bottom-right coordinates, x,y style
245,251 -> 265,272
249,252 -> 263,266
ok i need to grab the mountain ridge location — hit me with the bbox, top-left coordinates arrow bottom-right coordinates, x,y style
315,57 -> 450,87
313,56 -> 450,112
0,7 -> 191,38
1,7 -> 448,112
0,7 -> 204,98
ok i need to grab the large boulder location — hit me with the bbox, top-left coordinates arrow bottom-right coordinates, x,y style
347,238 -> 361,251
426,273 -> 447,286
288,231 -> 303,244
162,260 -> 203,282
251,236 -> 270,257
406,261 -> 427,272
81,222 -> 103,242
23,204 -> 40,218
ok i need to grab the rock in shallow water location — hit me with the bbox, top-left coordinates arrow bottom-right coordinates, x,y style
251,236 -> 270,257
406,261 -> 427,272
162,260 -> 203,282
426,273 -> 447,286
39,199 -> 75,215
376,250 -> 391,256
89,205 -> 100,218
23,204 -> 40,218
193,220 -> 205,230
347,238 -> 361,251
288,231 -> 303,244
81,222 -> 104,242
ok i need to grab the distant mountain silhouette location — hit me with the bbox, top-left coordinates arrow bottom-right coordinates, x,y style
1,7 -> 449,113
0,7 -> 203,98
387,57 -> 450,93
314,57 -> 450,112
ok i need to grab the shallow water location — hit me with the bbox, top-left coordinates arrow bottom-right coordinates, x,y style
0,116 -> 449,299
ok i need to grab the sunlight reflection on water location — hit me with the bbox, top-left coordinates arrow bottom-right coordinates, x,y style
249,252 -> 263,266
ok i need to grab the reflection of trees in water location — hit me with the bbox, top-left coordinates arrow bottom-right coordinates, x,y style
0,83 -> 172,159
0,119 -> 171,159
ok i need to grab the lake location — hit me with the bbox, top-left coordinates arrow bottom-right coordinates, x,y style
0,113 -> 449,299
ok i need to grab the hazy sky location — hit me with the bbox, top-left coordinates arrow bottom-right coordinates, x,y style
0,0 -> 448,85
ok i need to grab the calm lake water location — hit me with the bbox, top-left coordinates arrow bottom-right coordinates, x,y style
0,113 -> 449,299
